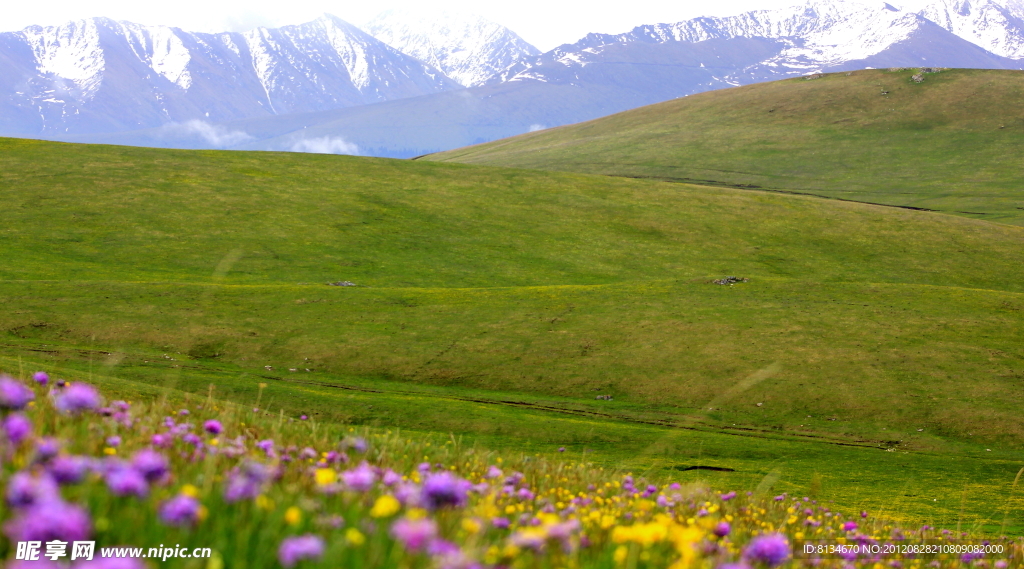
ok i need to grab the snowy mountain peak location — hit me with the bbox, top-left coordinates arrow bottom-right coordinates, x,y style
19,18 -> 106,100
363,9 -> 540,86
920,0 -> 1024,57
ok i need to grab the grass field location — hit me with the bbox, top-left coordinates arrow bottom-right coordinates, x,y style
427,68 -> 1024,226
2,136 -> 1024,532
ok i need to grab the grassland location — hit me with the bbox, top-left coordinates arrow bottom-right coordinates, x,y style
2,136 -> 1024,531
427,68 -> 1024,226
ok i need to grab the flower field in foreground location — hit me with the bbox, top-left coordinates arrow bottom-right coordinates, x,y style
0,372 -> 1021,569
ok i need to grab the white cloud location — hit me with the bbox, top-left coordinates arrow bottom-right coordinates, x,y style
528,124 -> 546,132
158,120 -> 252,147
289,136 -> 360,155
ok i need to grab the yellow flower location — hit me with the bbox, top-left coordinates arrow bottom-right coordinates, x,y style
197,505 -> 209,522
103,447 -> 116,455
345,528 -> 365,546
461,518 -> 482,534
181,484 -> 200,498
208,438 -> 219,446
406,508 -> 428,521
255,495 -> 274,511
314,468 -> 337,486
370,495 -> 401,518
613,545 -> 629,565
284,507 -> 302,526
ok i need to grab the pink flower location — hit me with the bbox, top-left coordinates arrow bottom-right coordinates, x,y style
341,462 -> 377,492
390,518 -> 437,551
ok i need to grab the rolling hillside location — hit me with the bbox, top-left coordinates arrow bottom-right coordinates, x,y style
427,68 -> 1024,225
3,137 -> 1024,527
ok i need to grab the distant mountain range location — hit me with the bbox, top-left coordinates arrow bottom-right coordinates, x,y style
5,0 -> 1024,156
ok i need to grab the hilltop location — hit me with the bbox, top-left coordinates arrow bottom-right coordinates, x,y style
427,68 -> 1024,225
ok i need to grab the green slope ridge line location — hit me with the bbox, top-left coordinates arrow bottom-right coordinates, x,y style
427,68 -> 1024,226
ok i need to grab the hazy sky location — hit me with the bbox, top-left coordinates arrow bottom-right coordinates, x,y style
0,0 -> 914,51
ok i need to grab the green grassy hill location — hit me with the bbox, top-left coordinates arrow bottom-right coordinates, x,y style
426,68 -> 1024,226
3,137 -> 1024,529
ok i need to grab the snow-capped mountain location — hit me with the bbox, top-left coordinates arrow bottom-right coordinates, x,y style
363,9 -> 539,87
0,15 -> 459,135
500,0 -> 1024,85
921,0 -> 1024,57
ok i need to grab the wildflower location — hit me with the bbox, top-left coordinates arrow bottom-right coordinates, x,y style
492,517 -> 510,529
485,465 -> 503,479
714,521 -> 732,537
842,521 -> 858,532
720,491 -> 737,501
4,499 -> 92,542
0,377 -> 34,410
203,420 -> 223,435
277,535 -> 325,568
300,415 -> 308,420
159,495 -> 202,526
104,462 -> 149,497
131,449 -> 170,483
224,461 -> 270,502
370,494 -> 401,518
6,471 -> 59,508
314,468 -> 337,486
391,517 -> 438,551
151,433 -> 172,448
48,455 -> 91,485
382,469 -> 401,486
3,413 -> 32,445
344,436 -> 368,453
182,433 -> 202,446
743,534 -> 790,568
285,506 -> 302,526
422,471 -> 471,510
34,437 -> 60,462
178,409 -> 190,416
106,436 -> 121,448
341,462 -> 377,492
55,383 -> 100,414
346,527 -> 366,546
33,371 -> 49,385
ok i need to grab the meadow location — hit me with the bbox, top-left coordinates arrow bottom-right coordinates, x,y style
428,68 -> 1024,226
3,371 -> 1021,569
1,131 -> 1024,542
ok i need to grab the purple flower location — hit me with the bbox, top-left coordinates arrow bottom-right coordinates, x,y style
55,383 -> 100,414
34,437 -> 61,462
300,447 -> 317,460
491,517 -> 511,529
256,439 -> 275,454
422,471 -> 471,510
743,534 -> 790,568
4,499 -> 91,542
3,413 -> 32,445
159,494 -> 202,526
278,535 -> 325,568
106,436 -> 121,448
714,521 -> 731,537
390,517 -> 437,551
204,420 -> 223,435
842,521 -> 858,532
104,462 -> 149,497
720,491 -> 737,501
6,472 -> 60,508
558,447 -> 566,452
299,415 -> 308,421
151,433 -> 172,448
344,437 -> 368,453
33,371 -> 49,386
178,409 -> 190,416
49,455 -> 91,485
341,462 -> 377,492
224,461 -> 270,503
131,449 -> 169,483
485,466 -> 503,479
182,433 -> 202,446
427,539 -> 460,556
0,377 -> 35,410
382,469 -> 401,486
